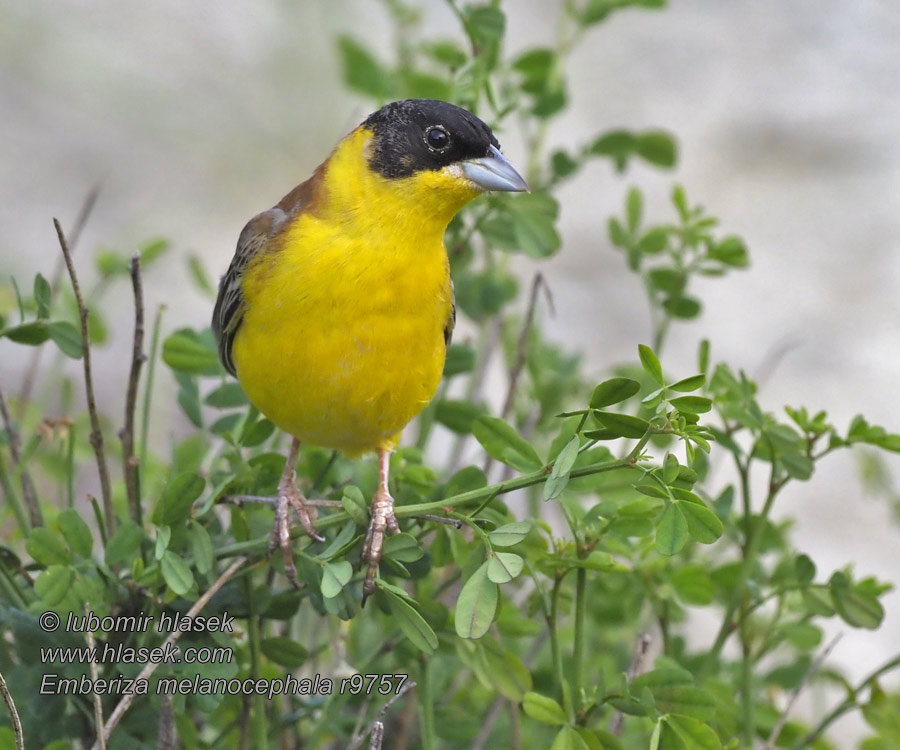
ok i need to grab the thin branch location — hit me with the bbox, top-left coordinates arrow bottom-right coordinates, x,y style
84,603 -> 107,750
0,384 -> 41,527
484,274 -> 551,476
764,632 -> 842,750
157,693 -> 176,750
18,186 -> 100,413
54,217 -> 114,538
347,680 -> 417,750
120,255 -> 145,526
90,555 -> 250,749
0,667 -> 24,750
610,632 -> 652,736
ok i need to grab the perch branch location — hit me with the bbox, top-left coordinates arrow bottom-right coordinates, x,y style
84,603 -> 107,750
610,631 -> 652,735
0,667 -> 24,750
54,217 -> 114,538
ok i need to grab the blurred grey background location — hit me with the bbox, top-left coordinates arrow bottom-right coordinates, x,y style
2,0 -> 899,743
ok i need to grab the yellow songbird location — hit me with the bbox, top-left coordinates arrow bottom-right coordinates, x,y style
212,99 -> 528,599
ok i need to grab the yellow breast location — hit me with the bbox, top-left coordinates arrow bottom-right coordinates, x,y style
231,128 -> 476,455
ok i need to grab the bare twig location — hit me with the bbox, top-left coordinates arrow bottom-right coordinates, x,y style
18,187 -> 100,413
84,603 -> 107,750
220,495 -> 343,509
347,680 -> 417,750
0,667 -> 24,750
0,384 -> 41,527
484,274 -> 551,476
763,632 -> 843,750
54,217 -> 114,538
610,631 -> 652,736
157,693 -> 176,750
90,555 -> 250,750
120,255 -> 146,526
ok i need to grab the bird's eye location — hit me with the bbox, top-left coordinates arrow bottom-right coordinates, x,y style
424,125 -> 451,152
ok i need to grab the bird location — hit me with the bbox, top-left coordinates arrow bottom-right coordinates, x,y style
212,98 -> 528,601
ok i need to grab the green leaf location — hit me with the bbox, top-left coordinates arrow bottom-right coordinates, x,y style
189,521 -> 214,575
511,193 -> 561,258
550,726 -> 590,750
670,396 -> 712,415
590,129 -> 635,171
57,508 -> 93,557
663,295 -> 702,319
638,226 -> 669,254
473,416 -> 543,472
590,378 -> 640,409
1,321 -> 49,346
488,521 -> 531,547
660,714 -> 722,750
487,552 -> 524,583
781,451 -> 814,480
341,486 -> 369,525
384,591 -> 438,654
203,382 -> 248,409
436,399 -> 488,433
710,235 -> 749,267
677,496 -> 723,544
830,577 -> 885,629
444,343 -> 476,376
240,417 -> 275,448
656,503 -> 688,555
46,320 -> 84,358
670,374 -> 706,392
160,550 -> 194,596
593,411 -> 649,439
638,344 -> 664,384
336,36 -> 390,99
321,561 -> 353,599
152,473 -> 205,526
35,565 -> 74,605
635,130 -> 677,168
550,435 -> 580,478
26,528 -> 71,566
670,565 -> 715,605
155,525 -> 171,560
34,273 -> 51,318
626,187 -> 643,232
382,533 -> 424,563
162,330 -> 220,375
522,691 -> 568,726
105,521 -> 144,565
455,561 -> 498,639
663,453 -> 680,484
260,637 -> 308,668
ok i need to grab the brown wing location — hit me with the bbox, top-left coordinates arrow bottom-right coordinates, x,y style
211,209 -> 285,376
212,169 -> 325,376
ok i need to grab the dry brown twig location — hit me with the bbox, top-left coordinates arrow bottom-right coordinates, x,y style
84,603 -> 107,750
120,254 -> 146,526
89,555 -> 249,750
18,187 -> 100,415
0,384 -> 42,527
54,217 -> 114,538
0,667 -> 24,750
347,679 -> 417,750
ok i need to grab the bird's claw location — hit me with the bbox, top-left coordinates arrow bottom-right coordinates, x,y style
360,487 -> 399,606
267,472 -> 323,588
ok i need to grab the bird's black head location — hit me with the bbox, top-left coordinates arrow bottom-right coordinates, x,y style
362,99 -> 502,179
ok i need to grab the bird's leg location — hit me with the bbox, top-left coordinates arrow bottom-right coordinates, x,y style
268,438 -> 324,588
361,448 -> 400,604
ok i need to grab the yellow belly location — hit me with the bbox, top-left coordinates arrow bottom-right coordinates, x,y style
231,213 -> 452,456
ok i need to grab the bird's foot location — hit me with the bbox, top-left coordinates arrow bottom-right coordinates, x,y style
267,473 -> 324,588
360,486 -> 400,606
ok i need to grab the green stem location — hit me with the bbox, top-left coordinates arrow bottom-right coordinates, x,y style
139,304 -> 165,478
550,574 -> 573,720
793,653 -> 900,749
244,577 -> 268,750
703,480 -> 781,675
215,431 -> 654,560
0,454 -> 30,536
419,658 -> 437,750
572,566 -> 586,721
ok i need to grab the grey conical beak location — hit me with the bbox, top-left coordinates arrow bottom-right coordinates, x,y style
461,145 -> 530,193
